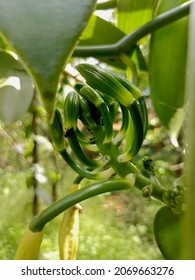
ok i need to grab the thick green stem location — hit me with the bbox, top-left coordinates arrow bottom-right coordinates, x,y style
135,174 -> 166,202
29,172 -> 167,232
29,178 -> 133,232
73,1 -> 191,58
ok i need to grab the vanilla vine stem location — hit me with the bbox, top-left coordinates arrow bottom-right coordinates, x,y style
30,175 -> 166,232
73,1 -> 191,58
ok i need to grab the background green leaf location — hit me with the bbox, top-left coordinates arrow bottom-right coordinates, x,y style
117,0 -> 154,39
79,14 -> 125,45
0,79 -> 34,124
149,0 -> 188,145
79,14 -> 129,70
154,206 -> 182,259
0,0 -> 96,121
0,51 -> 16,79
0,51 -> 33,123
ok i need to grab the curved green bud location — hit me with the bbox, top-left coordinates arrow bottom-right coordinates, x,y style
118,100 -> 144,162
76,63 -> 134,107
76,129 -> 99,151
60,149 -> 115,180
109,70 -> 148,138
64,91 -> 80,137
68,132 -> 102,168
138,96 -> 148,138
74,82 -> 84,92
110,71 -> 142,99
96,89 -> 114,105
78,96 -> 97,129
79,86 -> 113,143
162,191 -> 170,204
79,85 -> 103,107
113,104 -> 130,146
49,109 -> 66,151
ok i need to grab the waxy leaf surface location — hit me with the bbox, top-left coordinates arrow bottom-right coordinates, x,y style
0,0 -> 96,120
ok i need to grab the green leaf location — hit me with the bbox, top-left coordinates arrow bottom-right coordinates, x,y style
117,0 -> 154,38
0,76 -> 34,124
79,14 -> 128,69
149,0 -> 188,143
154,206 -> 183,260
79,14 -> 125,45
168,108 -> 185,147
0,50 -> 18,79
0,51 -> 33,123
79,10 -> 147,73
0,0 -> 96,121
115,0 -> 152,73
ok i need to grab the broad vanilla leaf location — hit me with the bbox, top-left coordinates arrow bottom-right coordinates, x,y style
79,14 -> 125,45
116,0 -> 152,80
149,0 -> 188,146
79,13 -> 127,69
117,0 -> 154,41
154,206 -> 183,260
0,0 -> 96,122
